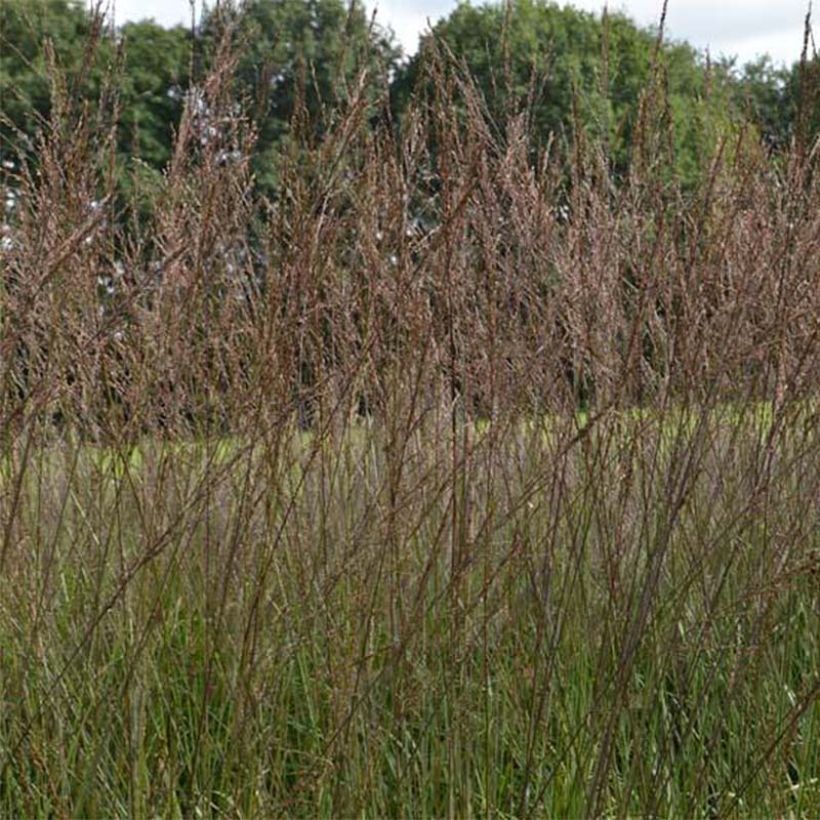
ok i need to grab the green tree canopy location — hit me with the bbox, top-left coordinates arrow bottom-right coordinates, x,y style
0,0 -> 98,162
391,0 -> 739,183
783,52 -> 819,149
201,0 -> 400,192
1,0 -> 811,191
0,0 -> 193,174
116,20 -> 192,170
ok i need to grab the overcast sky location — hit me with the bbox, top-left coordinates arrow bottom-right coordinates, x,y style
111,0 -> 815,67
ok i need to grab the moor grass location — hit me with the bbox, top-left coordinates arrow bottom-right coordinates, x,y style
0,12 -> 818,817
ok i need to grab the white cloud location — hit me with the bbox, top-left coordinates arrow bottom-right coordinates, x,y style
105,0 -> 197,28
571,0 -> 812,66
112,0 -> 815,66
375,0 -> 453,55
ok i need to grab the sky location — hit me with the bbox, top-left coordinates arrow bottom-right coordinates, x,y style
110,0 -> 815,68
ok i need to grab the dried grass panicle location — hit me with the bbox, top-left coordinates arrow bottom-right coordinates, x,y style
0,21 -> 817,818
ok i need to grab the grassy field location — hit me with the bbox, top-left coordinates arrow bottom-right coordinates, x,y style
1,404 -> 817,816
1,17 -> 819,816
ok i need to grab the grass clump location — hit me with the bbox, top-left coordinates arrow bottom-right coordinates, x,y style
0,9 -> 818,817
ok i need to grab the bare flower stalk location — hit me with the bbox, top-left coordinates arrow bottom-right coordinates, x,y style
0,18 -> 817,817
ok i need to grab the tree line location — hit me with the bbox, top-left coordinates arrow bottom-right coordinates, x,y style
1,0 -> 817,195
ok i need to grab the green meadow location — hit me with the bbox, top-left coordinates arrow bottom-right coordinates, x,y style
1,405 -> 817,816
2,0 -> 819,813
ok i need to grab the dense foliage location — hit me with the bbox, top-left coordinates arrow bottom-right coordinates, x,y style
203,0 -> 399,190
392,1 -> 733,180
1,4 -> 818,817
1,0 -> 99,161
2,0 -> 815,190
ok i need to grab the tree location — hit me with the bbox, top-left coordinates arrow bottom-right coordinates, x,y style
390,0 -> 738,184
201,0 -> 400,193
0,2 -> 191,173
0,0 -> 98,163
116,21 -> 192,171
790,52 -> 820,149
